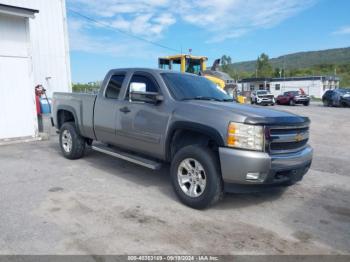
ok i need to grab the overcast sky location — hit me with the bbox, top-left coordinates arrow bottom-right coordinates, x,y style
66,0 -> 350,83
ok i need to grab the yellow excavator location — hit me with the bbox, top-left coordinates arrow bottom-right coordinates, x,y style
158,54 -> 245,103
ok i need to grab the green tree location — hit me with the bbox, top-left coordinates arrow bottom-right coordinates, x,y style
256,53 -> 273,77
220,55 -> 232,73
72,81 -> 101,93
221,55 -> 232,66
274,67 -> 283,77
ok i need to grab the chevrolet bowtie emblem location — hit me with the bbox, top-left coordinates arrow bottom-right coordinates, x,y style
295,133 -> 303,142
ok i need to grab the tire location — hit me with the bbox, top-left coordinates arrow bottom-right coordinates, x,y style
59,122 -> 86,160
170,145 -> 223,209
341,101 -> 348,107
289,99 -> 295,106
271,103 -> 275,106
303,101 -> 310,106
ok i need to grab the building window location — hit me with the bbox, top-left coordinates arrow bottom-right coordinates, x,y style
250,84 -> 255,91
275,84 -> 280,91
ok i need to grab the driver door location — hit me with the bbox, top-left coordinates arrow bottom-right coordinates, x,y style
116,72 -> 169,158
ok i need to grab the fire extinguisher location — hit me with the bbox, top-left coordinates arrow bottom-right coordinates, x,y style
35,84 -> 51,115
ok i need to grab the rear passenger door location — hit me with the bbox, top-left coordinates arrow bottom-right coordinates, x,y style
116,72 -> 169,158
94,74 -> 126,143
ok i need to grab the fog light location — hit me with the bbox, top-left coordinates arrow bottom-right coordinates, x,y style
246,172 -> 260,180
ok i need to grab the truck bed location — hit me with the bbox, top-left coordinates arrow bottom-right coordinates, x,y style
52,92 -> 97,139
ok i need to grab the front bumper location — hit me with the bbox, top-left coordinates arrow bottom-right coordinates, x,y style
219,146 -> 313,186
294,98 -> 310,104
257,99 -> 274,105
257,100 -> 275,105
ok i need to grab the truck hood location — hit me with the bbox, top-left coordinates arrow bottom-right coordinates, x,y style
184,101 -> 309,126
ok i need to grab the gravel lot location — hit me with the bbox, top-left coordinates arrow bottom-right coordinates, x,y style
0,103 -> 349,255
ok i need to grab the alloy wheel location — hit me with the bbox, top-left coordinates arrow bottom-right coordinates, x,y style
177,158 -> 207,197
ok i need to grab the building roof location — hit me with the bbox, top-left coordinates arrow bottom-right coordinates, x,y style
272,76 -> 340,82
239,75 -> 340,83
239,77 -> 271,83
0,3 -> 39,18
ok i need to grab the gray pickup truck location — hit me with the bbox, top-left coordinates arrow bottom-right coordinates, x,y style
52,68 -> 313,209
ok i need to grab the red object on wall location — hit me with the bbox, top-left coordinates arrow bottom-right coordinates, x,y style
35,85 -> 44,115
35,95 -> 41,115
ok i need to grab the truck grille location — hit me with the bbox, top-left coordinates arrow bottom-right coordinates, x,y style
267,125 -> 309,154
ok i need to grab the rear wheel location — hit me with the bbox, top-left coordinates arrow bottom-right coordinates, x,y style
170,145 -> 223,209
59,122 -> 86,159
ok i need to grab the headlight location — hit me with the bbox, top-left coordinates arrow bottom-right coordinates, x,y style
227,122 -> 264,151
343,94 -> 350,98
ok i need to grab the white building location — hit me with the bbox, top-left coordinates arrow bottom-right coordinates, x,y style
238,76 -> 340,98
0,0 -> 71,140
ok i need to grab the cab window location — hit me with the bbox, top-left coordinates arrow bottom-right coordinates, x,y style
105,75 -> 125,99
126,74 -> 159,100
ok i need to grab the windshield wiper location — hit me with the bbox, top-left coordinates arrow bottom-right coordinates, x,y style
182,96 -> 226,102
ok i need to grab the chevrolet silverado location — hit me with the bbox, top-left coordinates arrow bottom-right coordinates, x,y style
52,68 -> 313,209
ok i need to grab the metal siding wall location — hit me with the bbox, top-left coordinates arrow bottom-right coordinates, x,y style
0,15 -> 37,139
0,13 -> 28,57
0,0 -> 72,97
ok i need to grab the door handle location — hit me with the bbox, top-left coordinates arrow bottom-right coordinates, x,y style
120,106 -> 131,113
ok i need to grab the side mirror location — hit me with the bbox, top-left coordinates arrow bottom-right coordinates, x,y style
129,82 -> 163,104
130,82 -> 146,93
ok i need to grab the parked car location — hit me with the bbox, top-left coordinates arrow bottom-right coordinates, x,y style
250,90 -> 275,106
322,89 -> 350,107
276,91 -> 310,106
52,69 -> 313,209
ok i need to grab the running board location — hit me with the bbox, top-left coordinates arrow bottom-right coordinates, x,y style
91,143 -> 162,170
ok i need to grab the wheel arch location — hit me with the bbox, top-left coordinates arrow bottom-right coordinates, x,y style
56,105 -> 81,134
165,121 -> 225,161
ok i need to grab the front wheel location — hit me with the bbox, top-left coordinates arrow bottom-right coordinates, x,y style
170,145 -> 223,209
289,99 -> 295,106
303,101 -> 310,106
59,122 -> 86,159
341,101 -> 348,107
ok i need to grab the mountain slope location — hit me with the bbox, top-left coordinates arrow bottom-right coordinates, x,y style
230,47 -> 350,72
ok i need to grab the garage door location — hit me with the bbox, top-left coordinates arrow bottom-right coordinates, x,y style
0,14 -> 37,140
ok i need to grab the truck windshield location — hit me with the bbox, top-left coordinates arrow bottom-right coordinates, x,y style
162,73 -> 233,102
